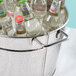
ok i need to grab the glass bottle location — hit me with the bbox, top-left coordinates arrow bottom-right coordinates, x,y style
15,15 -> 26,34
60,0 -> 67,24
32,0 -> 47,25
18,0 -> 33,21
61,0 -> 65,9
0,0 -> 14,35
25,18 -> 45,37
14,6 -> 23,17
3,0 -> 16,17
32,0 -> 47,19
43,0 -> 61,32
0,14 -> 15,36
13,0 -> 22,18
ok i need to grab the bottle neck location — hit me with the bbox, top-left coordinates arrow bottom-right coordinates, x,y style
49,0 -> 61,16
15,0 -> 20,6
60,0 -> 65,9
47,0 -> 53,11
20,2 -> 34,19
21,2 -> 31,12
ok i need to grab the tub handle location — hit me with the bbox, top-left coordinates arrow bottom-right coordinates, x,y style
0,30 -> 68,52
45,30 -> 68,47
34,30 -> 68,48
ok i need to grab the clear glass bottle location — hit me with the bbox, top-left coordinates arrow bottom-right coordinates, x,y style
15,15 -> 26,34
3,0 -> 16,17
32,0 -> 47,19
0,0 -> 14,35
60,0 -> 66,24
14,6 -> 23,17
18,0 -> 33,21
32,0 -> 47,25
25,18 -> 45,37
43,0 -> 61,32
0,14 -> 15,36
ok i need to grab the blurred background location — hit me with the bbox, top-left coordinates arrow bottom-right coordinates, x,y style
65,0 -> 76,28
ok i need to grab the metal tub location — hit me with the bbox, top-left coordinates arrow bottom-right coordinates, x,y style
0,8 -> 68,76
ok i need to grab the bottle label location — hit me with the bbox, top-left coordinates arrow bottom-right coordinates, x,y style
22,7 -> 29,16
33,3 -> 46,11
0,8 -> 6,16
7,12 -> 14,17
49,0 -> 61,14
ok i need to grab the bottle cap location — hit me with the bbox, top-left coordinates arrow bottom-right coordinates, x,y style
0,10 -> 6,16
15,15 -> 24,23
19,0 -> 27,4
0,0 -> 3,3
